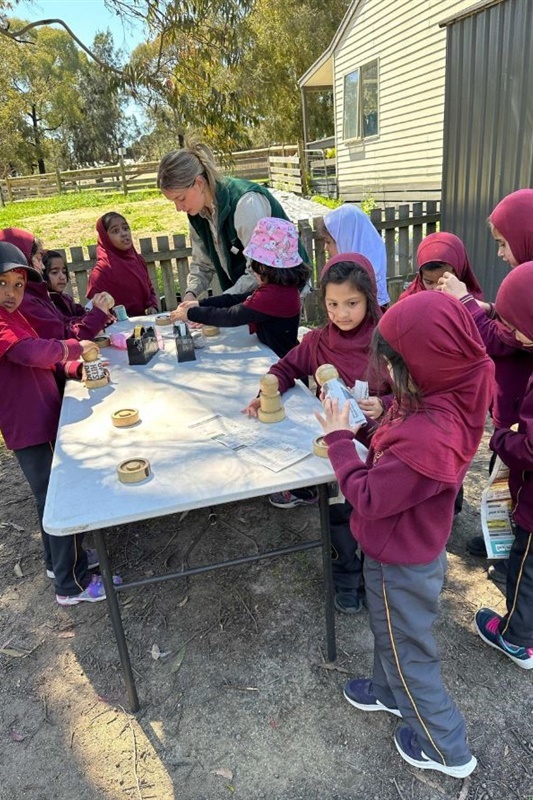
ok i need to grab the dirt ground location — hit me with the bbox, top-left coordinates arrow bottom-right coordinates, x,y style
1,427 -> 532,800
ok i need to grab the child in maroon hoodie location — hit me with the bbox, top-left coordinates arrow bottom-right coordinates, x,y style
318,292 -> 493,778
244,253 -> 391,614
0,241 -> 119,606
0,228 -> 114,341
439,190 -> 533,572
475,261 -> 533,669
43,250 -> 87,318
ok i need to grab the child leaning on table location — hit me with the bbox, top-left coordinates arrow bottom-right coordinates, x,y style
170,217 -> 309,359
317,291 -> 493,779
474,261 -> 533,670
0,242 -> 120,606
243,253 -> 392,614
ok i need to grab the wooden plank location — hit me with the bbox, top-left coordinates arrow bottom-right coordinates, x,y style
312,217 -> 326,282
140,238 -> 160,307
298,220 -> 314,275
398,204 -> 410,274
384,208 -> 396,277
411,202 -> 424,263
156,235 -> 177,310
69,246 -> 89,300
174,234 -> 190,301
426,201 -> 439,235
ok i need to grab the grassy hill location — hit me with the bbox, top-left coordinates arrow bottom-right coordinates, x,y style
0,190 -> 189,251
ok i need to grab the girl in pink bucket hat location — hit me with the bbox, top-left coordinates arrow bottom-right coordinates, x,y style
171,217 -> 310,357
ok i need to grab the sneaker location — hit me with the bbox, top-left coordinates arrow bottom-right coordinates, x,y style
474,607 -> 533,669
344,678 -> 401,717
47,548 -> 100,580
466,535 -> 487,557
56,574 -> 122,607
334,592 -> 364,615
394,724 -> 477,778
268,489 -> 318,509
487,560 -> 508,587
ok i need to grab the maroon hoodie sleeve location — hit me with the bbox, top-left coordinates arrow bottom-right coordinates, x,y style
268,334 -> 315,394
490,381 -> 533,470
323,430 -> 443,522
64,306 -> 109,341
461,295 -> 519,357
5,337 -> 82,368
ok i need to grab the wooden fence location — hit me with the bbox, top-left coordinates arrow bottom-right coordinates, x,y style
58,202 -> 438,318
0,146 -> 298,202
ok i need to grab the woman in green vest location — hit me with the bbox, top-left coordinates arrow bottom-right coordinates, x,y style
157,142 -> 307,301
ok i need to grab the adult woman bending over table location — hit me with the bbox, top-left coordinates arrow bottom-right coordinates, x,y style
157,142 -> 307,301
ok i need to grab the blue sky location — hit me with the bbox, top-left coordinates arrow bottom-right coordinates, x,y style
16,0 -> 147,57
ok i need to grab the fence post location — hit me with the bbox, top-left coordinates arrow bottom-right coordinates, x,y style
297,140 -> 308,196
5,177 -> 13,203
118,152 -> 128,196
398,204 -> 410,274
55,167 -> 63,194
174,233 -> 190,298
156,235 -> 177,310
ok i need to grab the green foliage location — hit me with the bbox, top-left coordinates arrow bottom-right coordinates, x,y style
325,148 -> 336,159
360,194 -> 378,214
310,195 -> 343,210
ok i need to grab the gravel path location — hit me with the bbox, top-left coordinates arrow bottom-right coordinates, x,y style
268,189 -> 332,222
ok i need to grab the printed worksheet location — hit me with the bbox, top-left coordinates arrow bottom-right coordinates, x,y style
188,413 -> 311,472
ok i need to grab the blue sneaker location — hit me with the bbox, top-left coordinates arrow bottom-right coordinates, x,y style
475,607 -> 533,669
394,724 -> 477,778
343,679 -> 401,717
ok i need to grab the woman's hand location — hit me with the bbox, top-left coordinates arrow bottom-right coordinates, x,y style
315,398 -> 360,436
179,300 -> 199,311
80,340 -> 99,356
242,397 -> 261,417
437,272 -> 468,299
358,396 -> 384,420
183,291 -> 197,303
145,306 -> 159,315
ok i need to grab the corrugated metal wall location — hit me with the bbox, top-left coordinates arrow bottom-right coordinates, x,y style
441,0 -> 533,300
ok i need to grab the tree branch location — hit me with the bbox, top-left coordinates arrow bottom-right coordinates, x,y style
0,19 -> 124,75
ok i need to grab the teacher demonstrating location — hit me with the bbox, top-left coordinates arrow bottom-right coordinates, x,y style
157,142 -> 307,301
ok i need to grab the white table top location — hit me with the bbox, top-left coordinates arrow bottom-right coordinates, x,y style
44,320 -> 336,536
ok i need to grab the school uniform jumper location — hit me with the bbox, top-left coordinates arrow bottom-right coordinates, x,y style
0,309 -> 89,596
324,292 -> 493,769
187,283 -> 301,359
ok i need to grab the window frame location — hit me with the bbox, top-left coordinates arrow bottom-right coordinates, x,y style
342,58 -> 379,144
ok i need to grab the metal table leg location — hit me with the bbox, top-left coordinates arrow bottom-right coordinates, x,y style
318,484 -> 336,662
94,530 -> 140,712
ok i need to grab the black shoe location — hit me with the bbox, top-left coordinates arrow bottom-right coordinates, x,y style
466,535 -> 487,557
334,592 -> 364,615
488,560 -> 508,587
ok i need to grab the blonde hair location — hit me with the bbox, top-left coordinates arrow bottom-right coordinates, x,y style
157,141 -> 221,196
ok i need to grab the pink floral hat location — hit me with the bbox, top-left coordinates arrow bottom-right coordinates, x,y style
243,217 -> 301,268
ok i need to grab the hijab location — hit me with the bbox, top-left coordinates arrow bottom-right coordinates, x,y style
495,261 -> 533,342
371,292 -> 493,483
400,232 -> 483,299
324,205 -> 389,307
88,216 -> 157,316
0,228 -> 36,263
311,253 -> 384,389
490,189 -> 533,266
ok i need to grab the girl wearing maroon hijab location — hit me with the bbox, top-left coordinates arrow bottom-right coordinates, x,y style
0,228 -> 113,341
87,212 -> 159,316
440,190 -> 533,566
476,261 -> 533,670
399,231 -> 483,299
318,291 -> 493,778
0,241 -> 120,605
244,253 -> 392,614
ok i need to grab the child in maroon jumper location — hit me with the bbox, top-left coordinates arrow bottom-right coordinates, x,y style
171,217 -> 309,359
399,231 -> 483,297
43,250 -> 87,317
475,261 -> 533,669
244,252 -> 392,614
317,292 -> 493,778
439,189 -> 533,571
0,228 -> 114,341
0,241 -> 119,605
87,212 -> 159,317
